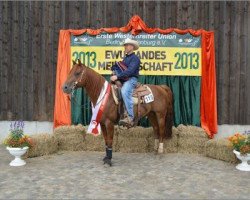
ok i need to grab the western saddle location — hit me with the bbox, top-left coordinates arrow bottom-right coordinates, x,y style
111,80 -> 153,124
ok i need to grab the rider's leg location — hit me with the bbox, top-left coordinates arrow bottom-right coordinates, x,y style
121,77 -> 137,121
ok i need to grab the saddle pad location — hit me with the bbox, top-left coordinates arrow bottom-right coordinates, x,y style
111,85 -> 153,105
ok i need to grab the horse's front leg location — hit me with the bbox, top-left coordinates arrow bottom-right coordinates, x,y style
100,124 -> 109,162
101,120 -> 114,166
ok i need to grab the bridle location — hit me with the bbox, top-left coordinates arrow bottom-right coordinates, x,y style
67,67 -> 89,108
68,66 -> 106,108
72,67 -> 85,92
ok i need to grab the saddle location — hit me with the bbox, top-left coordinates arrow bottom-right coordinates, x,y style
111,82 -> 153,105
111,80 -> 154,126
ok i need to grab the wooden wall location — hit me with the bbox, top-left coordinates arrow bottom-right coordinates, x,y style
0,1 -> 249,124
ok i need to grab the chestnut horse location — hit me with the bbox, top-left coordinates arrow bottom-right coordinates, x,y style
62,60 -> 173,166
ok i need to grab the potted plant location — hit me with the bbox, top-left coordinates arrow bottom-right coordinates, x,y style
3,121 -> 33,166
228,132 -> 250,171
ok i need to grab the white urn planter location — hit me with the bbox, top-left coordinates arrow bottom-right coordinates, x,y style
6,146 -> 29,166
233,150 -> 250,171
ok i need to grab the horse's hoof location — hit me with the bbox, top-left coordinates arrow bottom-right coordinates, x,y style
158,148 -> 164,154
118,121 -> 126,127
102,156 -> 108,162
118,126 -> 126,130
103,157 -> 112,166
119,121 -> 133,129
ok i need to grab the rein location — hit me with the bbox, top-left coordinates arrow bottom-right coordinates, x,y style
68,89 -> 90,109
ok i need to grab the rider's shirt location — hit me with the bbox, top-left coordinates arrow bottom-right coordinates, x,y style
111,52 -> 140,80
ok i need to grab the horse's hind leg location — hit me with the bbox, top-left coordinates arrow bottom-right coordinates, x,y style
156,112 -> 166,154
147,112 -> 160,153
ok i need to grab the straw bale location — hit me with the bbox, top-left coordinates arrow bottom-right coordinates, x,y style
178,137 -> 209,154
54,124 -> 86,151
84,133 -> 105,151
205,138 -> 238,163
115,126 -> 153,153
26,133 -> 58,158
115,126 -> 153,138
177,124 -> 208,138
25,124 -> 238,164
148,126 -> 178,153
176,124 -> 209,154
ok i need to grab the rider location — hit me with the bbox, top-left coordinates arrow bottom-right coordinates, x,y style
110,38 -> 140,126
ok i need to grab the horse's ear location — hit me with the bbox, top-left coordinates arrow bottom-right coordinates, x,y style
77,59 -> 82,65
72,60 -> 76,65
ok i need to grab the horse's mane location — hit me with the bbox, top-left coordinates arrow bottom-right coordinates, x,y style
83,64 -> 106,105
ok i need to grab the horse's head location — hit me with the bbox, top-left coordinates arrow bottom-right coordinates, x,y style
62,59 -> 87,94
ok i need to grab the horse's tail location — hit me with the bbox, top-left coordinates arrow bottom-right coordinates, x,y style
159,85 -> 173,139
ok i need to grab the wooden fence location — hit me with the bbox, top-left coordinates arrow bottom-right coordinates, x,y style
0,1 -> 249,124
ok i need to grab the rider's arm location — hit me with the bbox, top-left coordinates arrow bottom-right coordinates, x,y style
111,62 -> 119,71
117,57 -> 140,79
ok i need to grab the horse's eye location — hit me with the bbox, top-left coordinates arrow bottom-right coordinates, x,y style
75,72 -> 81,76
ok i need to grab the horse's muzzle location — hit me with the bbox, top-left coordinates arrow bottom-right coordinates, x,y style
62,84 -> 72,94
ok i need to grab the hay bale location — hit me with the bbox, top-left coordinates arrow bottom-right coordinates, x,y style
118,137 -> 149,153
54,124 -> 86,151
177,124 -> 208,138
83,126 -> 153,153
27,134 -> 58,158
177,124 -> 209,154
83,126 -> 119,152
178,137 -> 209,154
84,133 -> 105,152
205,138 -> 238,163
115,126 -> 153,138
148,126 -> 178,153
115,126 -> 178,153
116,126 -> 153,153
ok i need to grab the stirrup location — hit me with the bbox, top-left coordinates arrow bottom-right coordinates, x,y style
119,117 -> 134,128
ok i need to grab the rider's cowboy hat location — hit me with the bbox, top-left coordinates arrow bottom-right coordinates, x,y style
122,38 -> 139,50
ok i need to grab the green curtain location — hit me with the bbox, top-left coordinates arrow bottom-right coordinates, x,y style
71,88 -> 91,125
71,75 -> 201,127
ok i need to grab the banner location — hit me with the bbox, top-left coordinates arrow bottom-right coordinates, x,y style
71,32 -> 202,76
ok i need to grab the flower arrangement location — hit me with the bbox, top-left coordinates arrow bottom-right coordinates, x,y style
3,121 -> 33,148
228,131 -> 250,155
